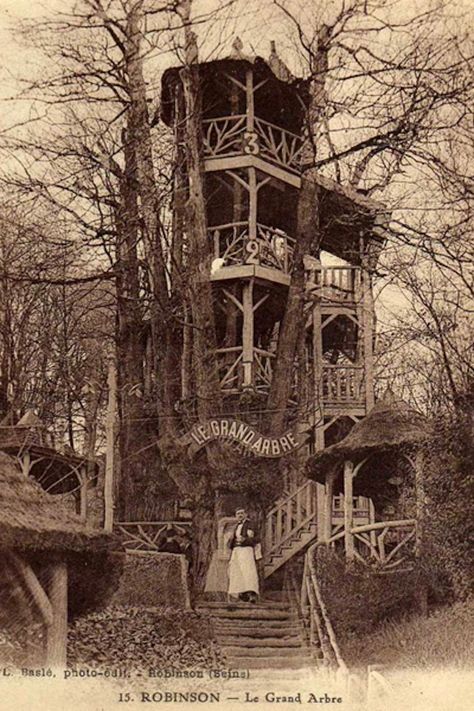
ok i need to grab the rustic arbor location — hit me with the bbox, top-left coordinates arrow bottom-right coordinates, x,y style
306,394 -> 429,569
0,453 -> 121,666
0,410 -> 95,522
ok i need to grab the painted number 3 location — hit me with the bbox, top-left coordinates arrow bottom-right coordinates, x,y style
243,131 -> 259,155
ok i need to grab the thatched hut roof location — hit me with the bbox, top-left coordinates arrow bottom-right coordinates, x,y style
0,452 -> 118,554
306,395 -> 430,483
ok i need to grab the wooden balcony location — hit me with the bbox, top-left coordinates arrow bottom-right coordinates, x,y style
215,345 -> 275,395
215,347 -> 366,412
306,266 -> 362,304
202,115 -> 304,175
209,221 -> 294,276
322,365 -> 365,405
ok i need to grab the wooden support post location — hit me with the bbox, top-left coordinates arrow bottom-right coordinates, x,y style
104,356 -> 117,533
312,282 -> 324,450
324,470 -> 336,542
245,69 -> 254,131
361,266 -> 375,410
20,450 -> 31,477
242,280 -> 254,388
46,560 -> 68,667
344,460 -> 355,561
79,464 -> 88,522
414,448 -> 428,615
248,167 -> 257,240
369,498 -> 377,549
301,556 -> 309,612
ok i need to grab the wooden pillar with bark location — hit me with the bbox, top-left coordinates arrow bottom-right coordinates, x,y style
343,460 -> 355,561
46,558 -> 68,666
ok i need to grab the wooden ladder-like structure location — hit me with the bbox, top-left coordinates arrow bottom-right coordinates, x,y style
263,480 -> 318,578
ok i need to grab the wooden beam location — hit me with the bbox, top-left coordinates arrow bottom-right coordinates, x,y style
361,267 -> 375,409
242,280 -> 254,388
344,460 -> 355,561
46,560 -> 68,667
248,167 -> 257,240
324,470 -> 337,542
7,553 -> 53,627
79,465 -> 88,522
312,287 -> 324,449
204,155 -> 302,188
245,69 -> 254,131
19,450 -> 31,477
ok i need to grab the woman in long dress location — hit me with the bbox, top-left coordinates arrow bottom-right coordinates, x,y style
228,508 -> 259,603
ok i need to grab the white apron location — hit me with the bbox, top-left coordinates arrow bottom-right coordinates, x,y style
228,546 -> 259,595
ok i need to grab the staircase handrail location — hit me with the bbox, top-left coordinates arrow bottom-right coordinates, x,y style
266,512 -> 315,556
266,479 -> 315,518
303,540 -> 348,673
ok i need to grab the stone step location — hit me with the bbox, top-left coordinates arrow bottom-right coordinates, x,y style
200,601 -> 291,610
222,645 -> 309,658
225,656 -> 315,670
213,624 -> 303,637
216,635 -> 303,647
201,608 -> 296,620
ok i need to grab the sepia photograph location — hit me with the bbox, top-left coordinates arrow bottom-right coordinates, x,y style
0,0 -> 472,709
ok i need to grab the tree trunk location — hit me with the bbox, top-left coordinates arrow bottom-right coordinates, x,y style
266,178 -> 319,433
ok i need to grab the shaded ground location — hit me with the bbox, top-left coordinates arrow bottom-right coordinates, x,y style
342,598 -> 474,670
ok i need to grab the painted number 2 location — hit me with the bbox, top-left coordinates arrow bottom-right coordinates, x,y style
243,131 -> 259,155
245,239 -> 260,264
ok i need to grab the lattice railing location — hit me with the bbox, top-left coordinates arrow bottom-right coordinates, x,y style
210,222 -> 249,265
209,222 -> 294,274
328,519 -> 417,570
202,115 -> 246,157
318,267 -> 361,298
202,114 -> 304,174
214,346 -> 244,393
254,347 -> 275,392
114,521 -> 192,554
254,117 -> 304,173
265,480 -> 318,557
322,365 -> 365,404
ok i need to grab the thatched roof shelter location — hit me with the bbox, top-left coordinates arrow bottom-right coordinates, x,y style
0,411 -> 97,497
0,453 -> 123,666
306,396 -> 430,484
0,452 -> 116,554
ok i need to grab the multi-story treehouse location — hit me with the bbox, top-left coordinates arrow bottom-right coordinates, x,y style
120,44 -> 409,585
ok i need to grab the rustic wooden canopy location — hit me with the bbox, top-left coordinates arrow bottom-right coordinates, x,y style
0,452 -> 121,666
161,55 -> 310,130
306,397 -> 430,484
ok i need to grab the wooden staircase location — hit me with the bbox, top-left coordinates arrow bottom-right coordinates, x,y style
198,600 -> 315,670
263,480 -> 318,578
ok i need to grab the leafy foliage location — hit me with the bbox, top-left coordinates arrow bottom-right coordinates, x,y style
315,546 -> 420,639
68,606 -> 224,671
421,394 -> 474,602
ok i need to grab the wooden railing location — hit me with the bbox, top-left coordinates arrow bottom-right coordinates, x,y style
306,266 -> 362,302
328,519 -> 417,570
322,365 -> 365,404
114,521 -> 192,554
202,115 -> 246,157
209,221 -> 294,273
202,114 -> 304,174
214,346 -> 244,393
299,542 -> 394,704
317,266 -> 361,296
332,495 -> 370,519
254,117 -> 304,173
301,540 -> 349,672
254,347 -> 275,391
265,480 -> 318,558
